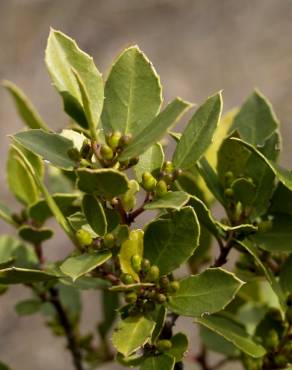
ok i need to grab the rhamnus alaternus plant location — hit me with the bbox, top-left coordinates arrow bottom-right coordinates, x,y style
1,29 -> 292,370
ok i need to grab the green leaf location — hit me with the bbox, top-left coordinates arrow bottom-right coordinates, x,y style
0,235 -> 38,269
280,255 -> 292,293
173,92 -> 223,170
7,146 -> 40,205
140,354 -> 175,370
0,267 -> 57,284
229,137 -> 292,191
60,251 -> 112,281
112,315 -> 155,357
13,129 -> 76,169
196,314 -> 266,358
102,45 -> 162,136
82,194 -> 107,236
98,289 -> 119,339
237,240 -> 287,315
251,214 -> 292,252
119,230 -> 144,282
270,182 -> 292,216
231,178 -> 256,205
119,98 -> 190,160
28,194 -> 79,224
61,129 -> 86,150
134,143 -> 164,182
15,299 -> 42,316
167,268 -> 243,317
3,80 -> 49,131
46,29 -> 103,129
151,306 -> 166,342
229,90 -> 279,146
67,212 -> 97,237
166,333 -> 188,362
77,168 -> 129,199
18,225 -> 54,244
144,207 -> 200,275
48,167 -> 75,194
144,191 -> 189,211
11,145 -> 76,244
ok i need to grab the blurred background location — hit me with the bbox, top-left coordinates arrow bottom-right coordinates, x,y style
1,0 -> 292,369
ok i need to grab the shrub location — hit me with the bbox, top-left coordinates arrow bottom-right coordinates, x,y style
1,29 -> 292,370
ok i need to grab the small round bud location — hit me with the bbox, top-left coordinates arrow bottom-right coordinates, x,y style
107,131 -> 122,149
264,329 -> 279,351
146,265 -> 160,282
225,171 -> 234,180
121,192 -> 136,212
67,148 -> 81,161
100,144 -> 114,160
224,188 -> 234,197
142,171 -> 157,192
159,276 -> 170,289
155,293 -> 167,304
173,168 -> 183,178
119,134 -> 132,147
164,173 -> 174,184
156,339 -> 172,352
131,254 -> 142,273
76,229 -> 93,247
125,292 -> 137,303
103,233 -> 115,248
234,201 -> 243,221
121,273 -> 135,285
156,180 -> 168,197
169,281 -> 180,293
141,259 -> 151,273
164,161 -> 174,174
274,354 -> 287,368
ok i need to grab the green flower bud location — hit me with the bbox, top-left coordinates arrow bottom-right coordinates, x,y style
100,144 -> 114,160
107,131 -> 122,149
121,273 -> 135,285
131,254 -> 142,273
76,229 -> 93,247
234,201 -> 243,221
286,306 -> 292,324
225,171 -> 234,180
159,276 -> 170,288
274,354 -> 287,368
156,339 -> 172,352
264,329 -> 279,351
155,293 -> 167,304
173,168 -> 183,178
169,281 -> 180,293
164,161 -> 174,174
125,292 -> 137,303
119,133 -> 132,147
164,173 -> 174,184
146,265 -> 160,282
142,171 -> 157,192
103,233 -> 115,248
224,188 -> 234,197
141,259 -> 151,273
67,148 -> 81,161
121,192 -> 136,212
156,180 -> 168,197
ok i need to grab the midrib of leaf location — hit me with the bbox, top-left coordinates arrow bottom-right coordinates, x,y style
124,53 -> 136,134
124,318 -> 153,354
177,101 -> 219,168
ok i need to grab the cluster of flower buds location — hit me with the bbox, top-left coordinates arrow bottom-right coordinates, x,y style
141,161 -> 182,196
120,255 -> 180,316
67,139 -> 93,165
75,229 -> 116,251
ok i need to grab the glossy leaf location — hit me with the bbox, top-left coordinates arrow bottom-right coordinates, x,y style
82,194 -> 107,236
13,129 -> 76,169
119,230 -> 143,282
0,267 -> 57,284
67,212 -> 97,237
0,235 -> 37,269
167,268 -> 243,317
196,314 -> 266,358
18,225 -> 54,244
112,315 -> 155,357
166,333 -> 188,362
3,80 -> 49,131
60,251 -> 112,281
102,45 -> 162,136
119,98 -> 190,160
144,207 -> 200,275
134,143 -> 164,182
229,90 -> 279,146
144,191 -> 189,210
140,354 -> 175,370
46,29 -> 103,129
77,168 -> 129,199
173,92 -> 222,170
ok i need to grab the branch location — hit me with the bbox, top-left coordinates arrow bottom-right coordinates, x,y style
211,232 -> 234,268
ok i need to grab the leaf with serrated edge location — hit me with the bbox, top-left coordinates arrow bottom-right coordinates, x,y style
167,268 -> 244,317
